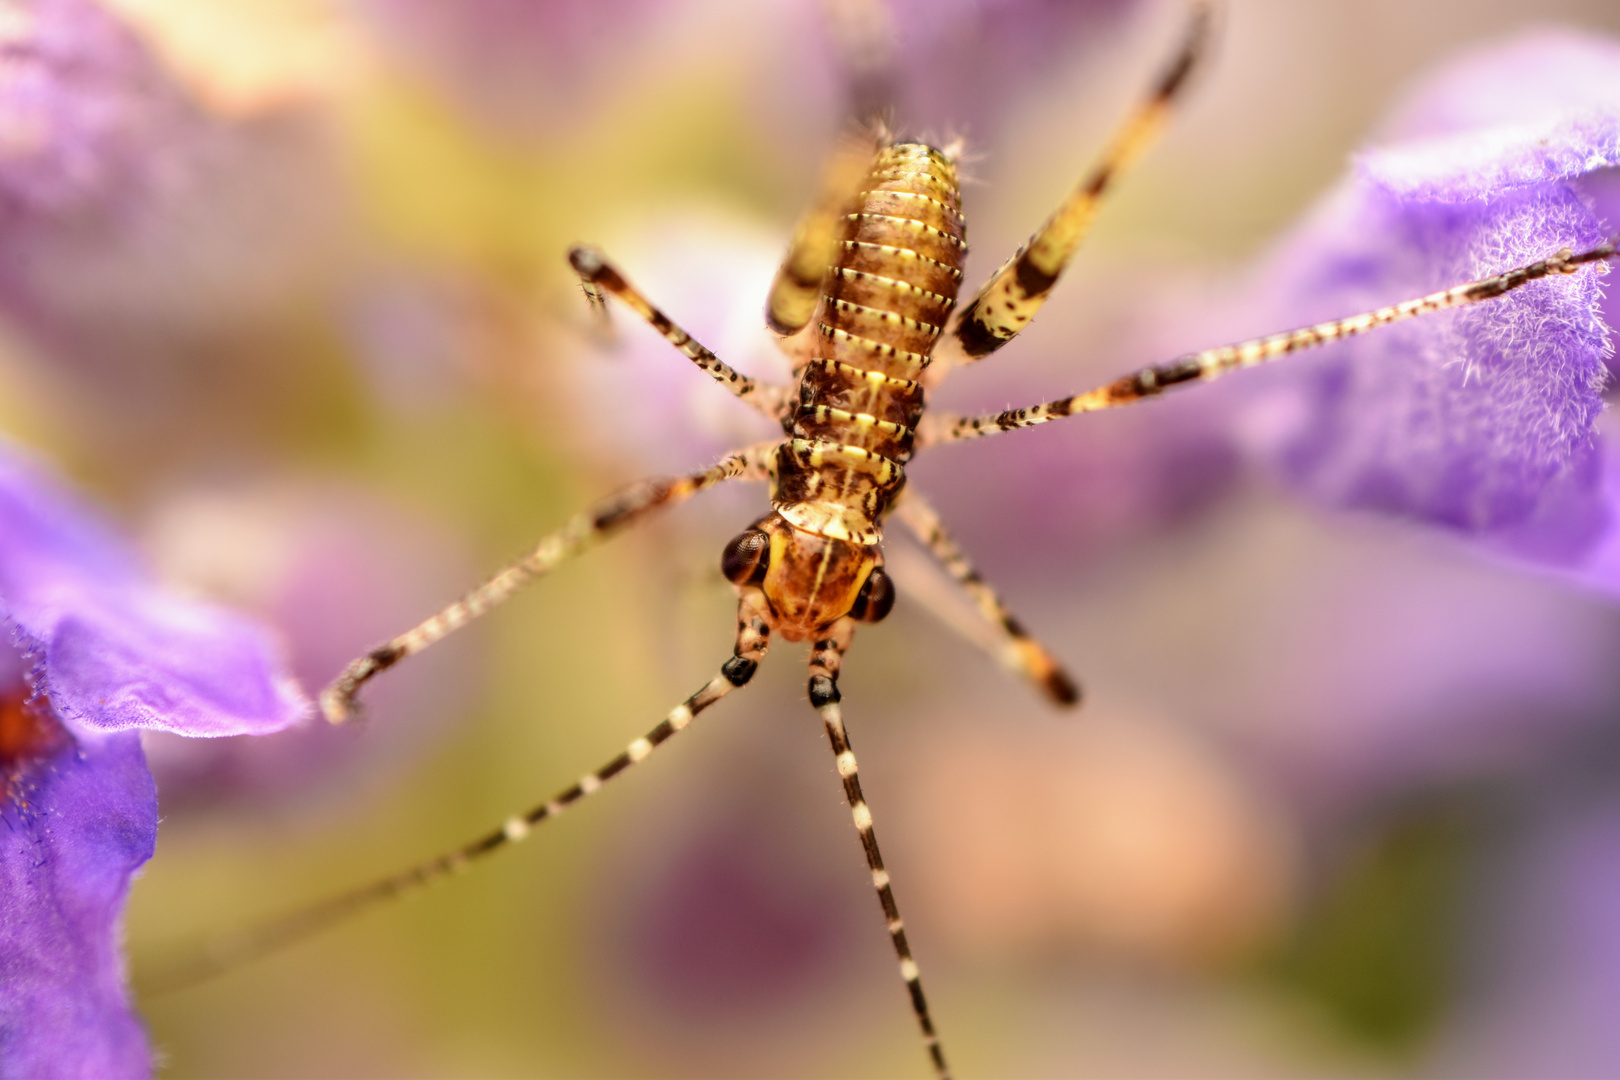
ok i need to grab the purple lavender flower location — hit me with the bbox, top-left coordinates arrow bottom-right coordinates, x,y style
0,438 -> 307,1077
1228,30 -> 1620,540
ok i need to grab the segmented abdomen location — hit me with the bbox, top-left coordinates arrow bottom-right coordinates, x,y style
774,143 -> 966,545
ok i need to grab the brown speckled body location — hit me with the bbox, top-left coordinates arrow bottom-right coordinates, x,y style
758,144 -> 966,639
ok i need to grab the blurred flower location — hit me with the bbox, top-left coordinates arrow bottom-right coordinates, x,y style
138,477 -> 480,811
0,0 -> 349,465
612,782 -> 854,1019
96,0 -> 367,118
355,0 -> 1136,149
0,438 -> 306,1077
812,0 -> 1135,134
585,744 -> 871,1076
900,710 -> 1296,969
353,0 -> 680,135
0,0 -> 187,227
344,270 -> 493,418
1434,784 -> 1620,1078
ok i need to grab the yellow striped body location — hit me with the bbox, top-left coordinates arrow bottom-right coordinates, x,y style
773,143 -> 966,546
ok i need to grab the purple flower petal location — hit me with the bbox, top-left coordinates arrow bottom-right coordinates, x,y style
0,442 -> 307,738
0,437 -> 315,1079
1235,31 -> 1620,532
43,597 -> 307,738
0,698 -> 155,1080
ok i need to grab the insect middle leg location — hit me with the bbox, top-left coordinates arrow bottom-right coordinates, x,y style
919,239 -> 1620,445
893,490 -> 1079,705
322,442 -> 778,722
932,1 -> 1215,379
808,620 -> 951,1080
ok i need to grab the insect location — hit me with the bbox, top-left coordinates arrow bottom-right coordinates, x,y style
153,4 -> 1620,1076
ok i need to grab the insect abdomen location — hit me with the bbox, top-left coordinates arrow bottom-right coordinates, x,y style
775,144 -> 966,544
817,144 -> 965,381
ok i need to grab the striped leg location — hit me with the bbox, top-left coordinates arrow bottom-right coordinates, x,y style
933,1 -> 1214,378
921,238 -> 1620,446
893,491 -> 1079,706
766,127 -> 886,340
809,621 -> 950,1080
569,245 -> 793,421
575,265 -> 615,344
321,442 -> 779,723
143,605 -> 773,996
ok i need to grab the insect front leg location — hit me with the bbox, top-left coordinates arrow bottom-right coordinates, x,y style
930,1 -> 1215,382
145,602 -> 774,995
808,620 -> 951,1080
919,238 -> 1620,446
322,441 -> 779,722
569,245 -> 794,422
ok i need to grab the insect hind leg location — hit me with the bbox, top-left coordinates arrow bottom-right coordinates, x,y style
809,621 -> 951,1080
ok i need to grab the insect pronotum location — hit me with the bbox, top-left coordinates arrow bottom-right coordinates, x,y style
151,4 -> 1620,1076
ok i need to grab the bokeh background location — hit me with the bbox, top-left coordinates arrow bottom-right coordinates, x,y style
5,0 -> 1620,1075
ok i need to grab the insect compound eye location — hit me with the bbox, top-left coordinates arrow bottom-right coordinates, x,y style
850,567 -> 895,623
720,528 -> 770,586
